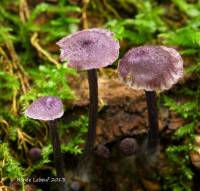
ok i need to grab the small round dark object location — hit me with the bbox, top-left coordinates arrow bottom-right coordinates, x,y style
119,138 -> 138,156
29,147 -> 42,161
94,145 -> 110,159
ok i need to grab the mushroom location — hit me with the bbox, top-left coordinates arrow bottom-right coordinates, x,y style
25,96 -> 68,191
57,28 -> 119,159
94,144 -> 111,159
118,46 -> 183,154
29,147 -> 41,161
119,138 -> 138,156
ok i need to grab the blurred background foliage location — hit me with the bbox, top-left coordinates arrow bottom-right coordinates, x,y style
0,0 -> 200,190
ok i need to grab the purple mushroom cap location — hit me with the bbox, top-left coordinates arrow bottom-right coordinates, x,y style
25,96 -> 64,121
118,46 -> 183,91
56,28 -> 120,70
29,147 -> 41,161
119,138 -> 138,156
94,144 -> 110,159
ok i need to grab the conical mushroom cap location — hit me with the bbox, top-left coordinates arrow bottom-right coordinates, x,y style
57,28 -> 119,70
118,46 -> 183,91
25,96 -> 64,121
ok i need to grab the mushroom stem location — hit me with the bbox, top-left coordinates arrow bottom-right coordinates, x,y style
145,91 -> 159,154
83,69 -> 98,159
48,120 -> 68,191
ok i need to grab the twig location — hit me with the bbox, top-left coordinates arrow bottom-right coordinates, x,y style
0,47 -> 13,74
12,89 -> 18,115
17,72 -> 27,94
102,0 -> 121,19
82,0 -> 90,29
19,0 -> 30,23
5,41 -> 30,93
0,119 -> 9,136
17,128 -> 35,152
30,33 -> 60,68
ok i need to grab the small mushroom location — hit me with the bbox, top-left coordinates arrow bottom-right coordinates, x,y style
119,138 -> 138,156
118,46 -> 183,153
29,147 -> 41,161
57,28 -> 119,160
25,96 -> 68,191
94,144 -> 110,159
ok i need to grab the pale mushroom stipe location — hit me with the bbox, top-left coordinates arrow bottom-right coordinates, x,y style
57,28 -> 119,161
118,45 -> 183,153
25,96 -> 68,191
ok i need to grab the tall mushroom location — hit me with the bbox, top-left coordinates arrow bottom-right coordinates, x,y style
118,46 -> 183,154
57,28 -> 119,159
25,96 -> 68,191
